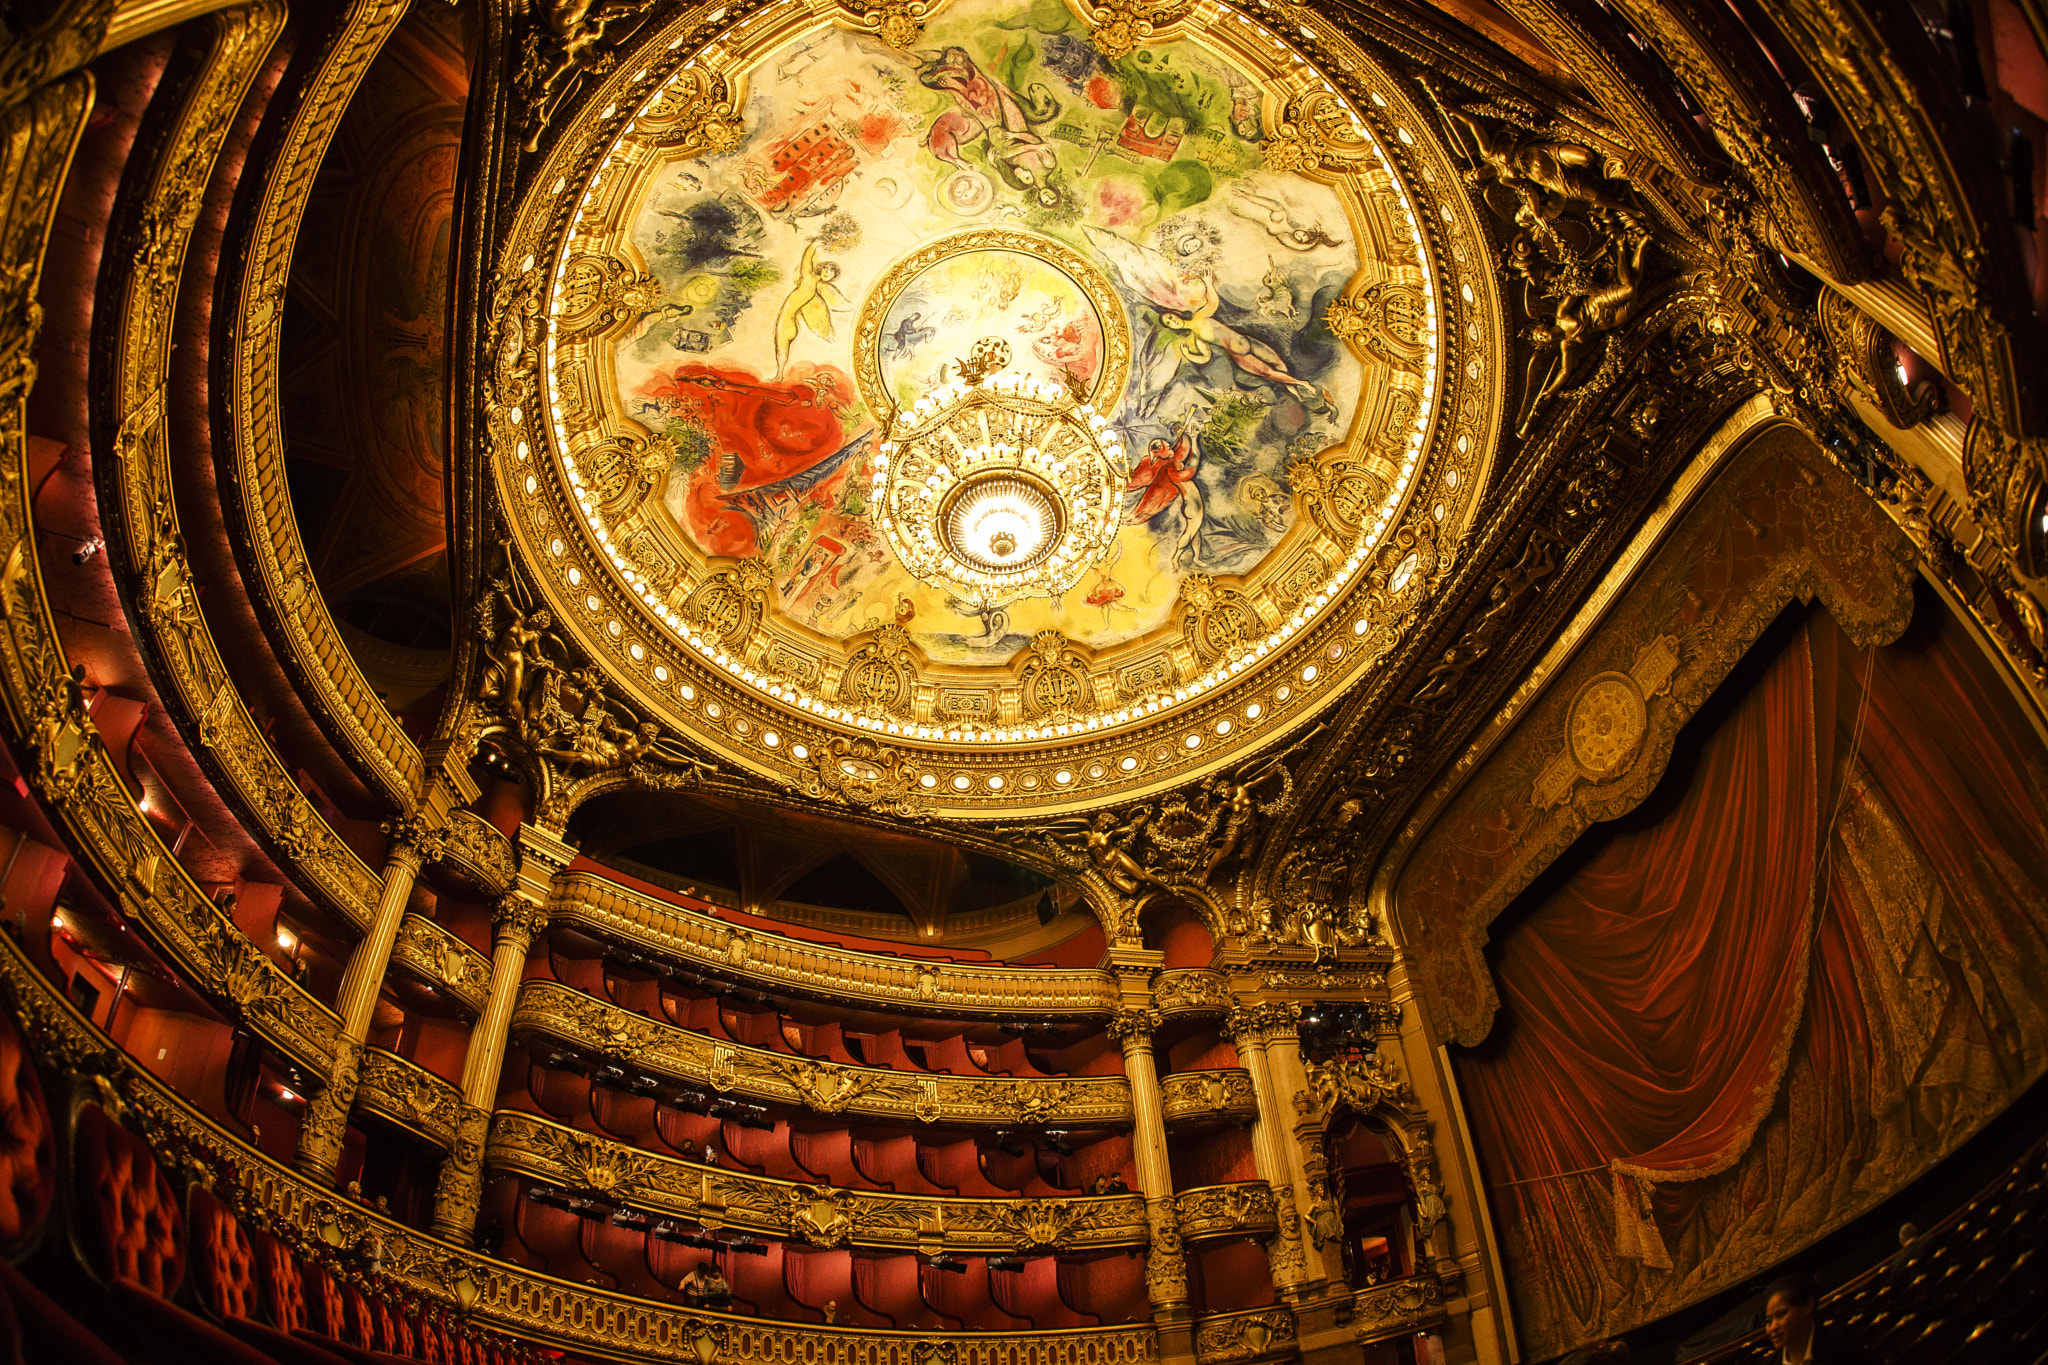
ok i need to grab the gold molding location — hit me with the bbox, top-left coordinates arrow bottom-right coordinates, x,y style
1346,1274 -> 1448,1346
1175,1181 -> 1278,1243
390,914 -> 493,1017
0,76 -> 341,1075
485,1110 -> 1150,1253
223,0 -> 424,808
99,3 -> 381,936
0,921 -> 1160,1364
1159,1068 -> 1257,1131
357,1046 -> 464,1149
512,979 -> 1133,1128
546,871 -> 1121,1017
1151,968 -> 1231,1018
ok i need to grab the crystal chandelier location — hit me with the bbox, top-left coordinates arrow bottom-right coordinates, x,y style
872,340 -> 1128,605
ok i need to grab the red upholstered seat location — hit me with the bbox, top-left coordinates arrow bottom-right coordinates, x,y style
190,1187 -> 263,1322
72,1100 -> 185,1295
0,1010 -> 53,1261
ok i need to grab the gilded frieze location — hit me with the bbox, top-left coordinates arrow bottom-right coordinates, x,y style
223,0 -> 423,807
1158,1068 -> 1257,1130
1174,1181 -> 1278,1243
485,1112 -> 1150,1253
356,1048 -> 464,1149
546,871 -> 1119,1017
0,935 -> 1158,1364
1346,1274 -> 1448,1346
511,979 -> 1133,1127
94,3 -> 384,935
1150,968 -> 1230,1018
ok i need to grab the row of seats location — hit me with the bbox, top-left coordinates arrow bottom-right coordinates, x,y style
506,1050 -> 1136,1196
486,1177 -> 1150,1330
0,1009 -> 532,1365
544,948 -> 1118,1078
1689,1133 -> 2047,1363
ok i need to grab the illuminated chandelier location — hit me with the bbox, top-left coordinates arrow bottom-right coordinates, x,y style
871,339 -> 1129,605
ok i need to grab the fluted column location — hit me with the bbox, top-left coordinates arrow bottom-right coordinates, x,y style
1108,1006 -> 1193,1363
432,822 -> 573,1241
1224,1002 -> 1314,1292
296,815 -> 442,1181
1258,1013 -> 1350,1287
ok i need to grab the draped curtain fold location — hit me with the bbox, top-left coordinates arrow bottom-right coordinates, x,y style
1453,602 -> 2048,1354
1459,612 -> 1832,1268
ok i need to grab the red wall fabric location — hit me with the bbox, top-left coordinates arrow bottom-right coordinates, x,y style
1453,600 -> 2048,1352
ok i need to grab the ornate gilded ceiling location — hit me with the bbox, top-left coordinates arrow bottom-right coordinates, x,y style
487,0 -> 1503,816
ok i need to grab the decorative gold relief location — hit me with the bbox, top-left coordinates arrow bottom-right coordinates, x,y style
1348,1274 -> 1448,1345
438,811 -> 517,896
796,735 -> 921,816
1302,1051 -> 1416,1120
1531,635 -> 1680,808
0,935 -> 1161,1361
1194,1307 -> 1296,1363
1176,1182 -> 1278,1243
357,1048 -> 464,1148
1152,969 -> 1229,1017
1085,0 -> 1194,59
486,1112 -> 1150,1253
1159,1069 -> 1258,1130
511,980 -> 1133,1127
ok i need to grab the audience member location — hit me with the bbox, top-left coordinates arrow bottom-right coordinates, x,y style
1764,1272 -> 1824,1364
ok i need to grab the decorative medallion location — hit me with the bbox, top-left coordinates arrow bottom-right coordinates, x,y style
1565,672 -> 1646,778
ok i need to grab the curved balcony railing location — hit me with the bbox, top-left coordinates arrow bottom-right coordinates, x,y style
1175,1182 -> 1278,1244
511,979 -> 1134,1128
0,933 -> 1163,1364
357,1047 -> 464,1149
1159,1069 -> 1257,1131
390,913 -> 494,1017
485,1111 -> 1150,1254
546,871 -> 1120,1018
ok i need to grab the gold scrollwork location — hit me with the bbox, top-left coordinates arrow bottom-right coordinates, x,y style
486,1112 -> 1150,1253
1160,1069 -> 1258,1130
511,980 -> 1133,1127
1176,1182 -> 1279,1244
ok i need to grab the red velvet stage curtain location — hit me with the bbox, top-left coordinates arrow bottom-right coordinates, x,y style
1454,600 -> 2048,1350
1458,610 -> 1834,1269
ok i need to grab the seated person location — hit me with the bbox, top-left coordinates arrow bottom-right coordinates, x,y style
700,1264 -> 731,1307
1763,1272 -> 1825,1364
680,1263 -> 715,1307
1088,1172 -> 1130,1195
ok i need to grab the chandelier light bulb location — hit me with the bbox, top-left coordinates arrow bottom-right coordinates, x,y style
873,352 -> 1131,605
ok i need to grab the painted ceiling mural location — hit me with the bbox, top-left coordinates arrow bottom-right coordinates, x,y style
610,0 -> 1371,665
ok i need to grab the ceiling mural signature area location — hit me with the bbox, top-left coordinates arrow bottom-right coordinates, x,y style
504,0 -> 1499,812
613,5 -> 1369,663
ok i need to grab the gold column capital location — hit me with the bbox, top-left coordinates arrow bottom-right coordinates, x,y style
490,893 -> 551,951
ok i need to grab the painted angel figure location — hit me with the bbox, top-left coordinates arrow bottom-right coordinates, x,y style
1083,225 -> 1333,413
773,240 -> 847,376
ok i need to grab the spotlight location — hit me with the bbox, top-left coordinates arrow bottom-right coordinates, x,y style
71,536 -> 103,566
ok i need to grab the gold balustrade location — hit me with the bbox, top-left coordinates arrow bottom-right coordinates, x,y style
547,871 -> 1121,1017
485,1110 -> 1151,1254
512,979 -> 1134,1128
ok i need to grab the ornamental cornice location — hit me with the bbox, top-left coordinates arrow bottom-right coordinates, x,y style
1175,1182 -> 1279,1243
220,0 -> 423,807
389,915 -> 492,1017
0,934 -> 1161,1364
1159,1068 -> 1258,1131
512,980 -> 1133,1128
356,1048 -> 464,1149
545,871 -> 1119,1018
484,1111 -> 1150,1253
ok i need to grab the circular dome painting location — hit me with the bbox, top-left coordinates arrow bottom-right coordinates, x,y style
611,2 -> 1371,665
